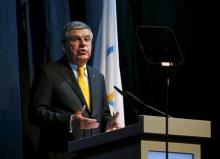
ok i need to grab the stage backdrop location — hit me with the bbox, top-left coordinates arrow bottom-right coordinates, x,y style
0,0 -> 23,159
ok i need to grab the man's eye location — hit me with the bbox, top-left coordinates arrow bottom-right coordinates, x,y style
71,37 -> 80,41
84,37 -> 91,42
69,36 -> 91,44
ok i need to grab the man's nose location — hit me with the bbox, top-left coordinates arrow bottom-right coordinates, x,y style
79,39 -> 86,46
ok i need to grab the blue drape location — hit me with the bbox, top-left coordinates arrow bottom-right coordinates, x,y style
0,0 -> 23,159
84,0 -> 103,64
43,0 -> 70,62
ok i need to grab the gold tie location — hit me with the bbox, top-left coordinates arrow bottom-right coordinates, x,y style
77,66 -> 90,111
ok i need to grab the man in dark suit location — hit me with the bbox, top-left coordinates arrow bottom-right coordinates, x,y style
29,21 -> 120,159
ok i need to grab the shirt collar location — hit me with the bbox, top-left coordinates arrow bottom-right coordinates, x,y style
69,63 -> 88,77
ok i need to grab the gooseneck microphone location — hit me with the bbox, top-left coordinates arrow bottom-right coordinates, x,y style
114,86 -> 126,96
114,86 -> 172,117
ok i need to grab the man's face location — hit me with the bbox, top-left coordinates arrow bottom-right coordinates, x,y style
64,29 -> 92,66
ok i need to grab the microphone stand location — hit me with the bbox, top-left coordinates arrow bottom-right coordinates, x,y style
166,68 -> 169,159
161,62 -> 172,159
135,26 -> 184,159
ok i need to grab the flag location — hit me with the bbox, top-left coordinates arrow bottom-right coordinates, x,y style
93,0 -> 125,127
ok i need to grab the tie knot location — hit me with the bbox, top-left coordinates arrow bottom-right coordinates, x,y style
77,66 -> 84,77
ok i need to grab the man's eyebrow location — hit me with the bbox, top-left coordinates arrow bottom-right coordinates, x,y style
71,35 -> 91,37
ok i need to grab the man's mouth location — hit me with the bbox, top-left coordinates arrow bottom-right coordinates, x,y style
78,49 -> 87,54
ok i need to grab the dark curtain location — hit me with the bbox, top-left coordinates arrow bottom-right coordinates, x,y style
117,0 -> 191,117
0,0 -> 218,159
84,0 -> 103,64
42,0 -> 70,62
0,0 -> 23,159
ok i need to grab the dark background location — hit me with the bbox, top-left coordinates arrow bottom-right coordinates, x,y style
0,0 -> 218,159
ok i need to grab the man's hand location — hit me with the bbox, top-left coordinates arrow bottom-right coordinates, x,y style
106,112 -> 121,132
71,105 -> 99,129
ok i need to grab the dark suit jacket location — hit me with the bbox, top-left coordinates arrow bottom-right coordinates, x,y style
29,56 -> 111,159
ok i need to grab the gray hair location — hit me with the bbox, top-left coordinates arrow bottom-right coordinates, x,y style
61,21 -> 93,44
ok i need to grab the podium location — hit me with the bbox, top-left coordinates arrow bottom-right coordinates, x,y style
68,115 -> 211,159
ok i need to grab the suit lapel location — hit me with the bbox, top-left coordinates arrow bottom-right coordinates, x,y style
56,57 -> 87,108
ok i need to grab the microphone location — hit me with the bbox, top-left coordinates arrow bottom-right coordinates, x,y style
114,86 -> 172,117
114,86 -> 126,97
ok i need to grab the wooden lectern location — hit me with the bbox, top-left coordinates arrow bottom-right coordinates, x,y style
68,115 -> 211,159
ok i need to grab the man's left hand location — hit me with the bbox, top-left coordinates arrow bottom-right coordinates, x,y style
106,112 -> 121,132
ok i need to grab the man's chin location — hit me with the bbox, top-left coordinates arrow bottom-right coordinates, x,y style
79,54 -> 90,60
76,58 -> 89,65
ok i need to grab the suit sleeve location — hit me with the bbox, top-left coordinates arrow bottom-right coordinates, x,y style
28,67 -> 71,130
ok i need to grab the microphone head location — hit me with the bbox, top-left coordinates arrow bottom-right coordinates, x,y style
114,86 -> 126,96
